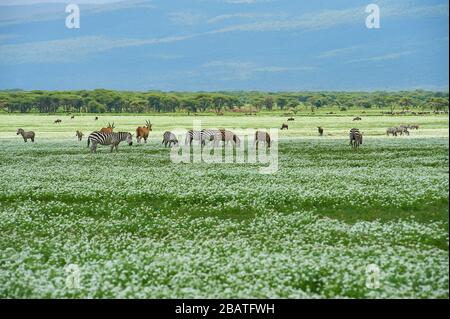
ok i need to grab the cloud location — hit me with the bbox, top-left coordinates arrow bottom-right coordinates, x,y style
169,11 -> 206,25
207,12 -> 286,24
202,60 -> 314,80
348,51 -> 415,63
0,34 -> 198,64
318,46 -> 361,59
208,2 -> 448,34
0,0 -> 126,5
0,0 -> 154,26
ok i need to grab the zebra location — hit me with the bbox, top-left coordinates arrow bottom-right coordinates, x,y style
254,131 -> 271,149
213,129 -> 241,147
395,126 -> 409,136
349,128 -> 363,149
185,129 -> 219,146
16,128 -> 35,142
386,127 -> 397,136
87,131 -> 133,153
162,131 -> 179,147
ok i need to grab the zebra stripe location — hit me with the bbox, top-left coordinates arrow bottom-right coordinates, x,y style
87,131 -> 133,153
349,128 -> 363,149
185,129 -> 220,146
162,131 -> 178,147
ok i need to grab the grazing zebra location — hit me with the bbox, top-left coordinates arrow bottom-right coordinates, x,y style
75,130 -> 84,141
16,128 -> 35,142
162,131 -> 179,147
87,131 -> 133,153
213,129 -> 241,147
349,128 -> 363,149
386,127 -> 397,136
318,127 -> 324,136
254,131 -> 271,149
396,126 -> 409,136
185,129 -> 219,146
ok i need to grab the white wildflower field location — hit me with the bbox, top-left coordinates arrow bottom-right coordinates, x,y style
0,115 -> 448,298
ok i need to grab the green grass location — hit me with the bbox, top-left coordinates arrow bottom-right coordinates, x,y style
0,115 -> 448,298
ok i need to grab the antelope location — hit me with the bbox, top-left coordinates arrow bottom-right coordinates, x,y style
136,120 -> 152,143
71,115 -> 75,119
75,130 -> 84,141
281,123 -> 288,130
287,117 -> 295,121
353,117 -> 362,121
100,122 -> 115,134
54,119 -> 62,124
95,116 -> 99,121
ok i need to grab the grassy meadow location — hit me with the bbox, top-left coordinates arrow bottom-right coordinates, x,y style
0,114 -> 448,298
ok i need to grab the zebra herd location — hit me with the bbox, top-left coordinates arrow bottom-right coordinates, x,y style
15,121 -> 421,153
386,124 -> 419,137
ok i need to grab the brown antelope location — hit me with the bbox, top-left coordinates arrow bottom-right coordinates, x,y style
71,115 -> 75,119
287,117 -> 295,121
75,130 -> 84,141
353,117 -> 362,121
136,120 -> 152,143
54,119 -> 62,124
100,122 -> 115,134
281,123 -> 288,130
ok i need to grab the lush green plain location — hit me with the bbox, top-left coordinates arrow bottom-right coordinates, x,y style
0,114 -> 448,298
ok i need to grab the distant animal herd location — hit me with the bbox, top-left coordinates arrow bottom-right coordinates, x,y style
15,115 -> 422,152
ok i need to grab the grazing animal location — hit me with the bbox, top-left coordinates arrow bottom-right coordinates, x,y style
16,128 -> 35,142
95,116 -> 99,121
410,124 -> 419,130
386,127 -> 397,136
136,120 -> 152,143
318,127 -> 324,136
349,128 -> 363,149
213,129 -> 241,147
100,122 -> 115,134
254,131 -> 271,149
87,131 -> 133,153
162,131 -> 179,147
353,117 -> 362,121
71,115 -> 75,119
287,117 -> 295,121
75,130 -> 84,141
54,119 -> 62,124
281,123 -> 289,130
185,129 -> 219,146
396,126 -> 410,136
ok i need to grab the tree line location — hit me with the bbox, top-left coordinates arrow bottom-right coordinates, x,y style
0,89 -> 448,114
